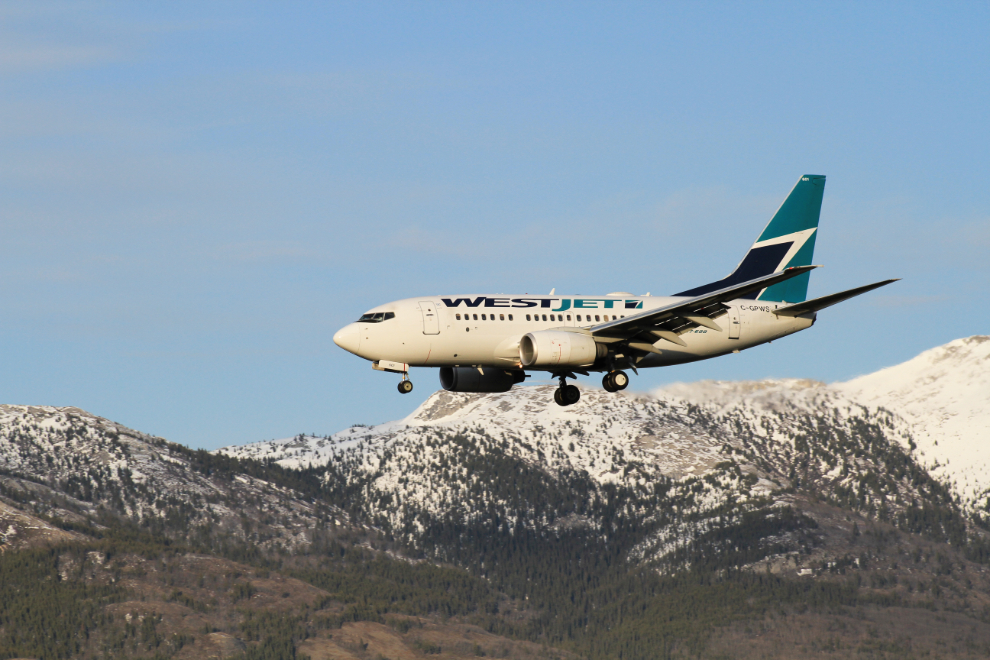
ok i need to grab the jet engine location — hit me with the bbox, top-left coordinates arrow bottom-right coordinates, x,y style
439,367 -> 526,393
519,331 -> 606,368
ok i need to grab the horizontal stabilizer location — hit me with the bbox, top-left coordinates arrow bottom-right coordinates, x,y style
773,279 -> 899,317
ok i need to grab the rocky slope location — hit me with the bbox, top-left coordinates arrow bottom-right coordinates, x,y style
660,335 -> 990,506
0,404 -> 360,555
221,370 -> 962,577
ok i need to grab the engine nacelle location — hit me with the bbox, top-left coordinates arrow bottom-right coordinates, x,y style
519,331 -> 605,368
439,367 -> 526,393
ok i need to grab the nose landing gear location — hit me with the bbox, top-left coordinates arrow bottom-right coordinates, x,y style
554,375 -> 581,406
602,370 -> 629,393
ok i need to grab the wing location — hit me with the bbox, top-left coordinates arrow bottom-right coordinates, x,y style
773,279 -> 899,317
584,266 -> 819,352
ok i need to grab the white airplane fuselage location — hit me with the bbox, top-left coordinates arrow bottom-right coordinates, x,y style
333,294 -> 814,371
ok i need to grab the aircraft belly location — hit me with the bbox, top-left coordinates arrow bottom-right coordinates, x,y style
372,335 -> 432,365
745,312 -> 812,344
421,327 -> 510,367
636,351 -> 701,368
637,328 -> 745,366
659,331 -> 731,361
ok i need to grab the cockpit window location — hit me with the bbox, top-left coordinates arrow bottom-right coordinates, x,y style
357,312 -> 395,323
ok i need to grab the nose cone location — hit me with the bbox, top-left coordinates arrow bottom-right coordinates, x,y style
333,323 -> 361,355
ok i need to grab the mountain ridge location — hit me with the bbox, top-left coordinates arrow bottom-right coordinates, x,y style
229,336 -> 988,510
221,336 -> 990,575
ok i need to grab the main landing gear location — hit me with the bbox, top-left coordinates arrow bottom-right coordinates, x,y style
602,370 -> 629,393
397,375 -> 413,394
554,375 -> 581,407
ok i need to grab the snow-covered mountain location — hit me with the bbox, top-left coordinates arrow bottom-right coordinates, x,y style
835,335 -> 990,504
220,354 -> 963,573
0,404 -> 356,553
659,336 -> 990,506
2,336 -> 984,577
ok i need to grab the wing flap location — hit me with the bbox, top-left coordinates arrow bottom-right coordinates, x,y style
590,265 -> 819,338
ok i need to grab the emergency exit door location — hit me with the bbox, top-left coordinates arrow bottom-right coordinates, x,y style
419,301 -> 440,335
728,307 -> 741,339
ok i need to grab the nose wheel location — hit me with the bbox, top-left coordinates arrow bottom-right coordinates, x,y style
397,378 -> 414,394
554,375 -> 581,406
602,370 -> 629,393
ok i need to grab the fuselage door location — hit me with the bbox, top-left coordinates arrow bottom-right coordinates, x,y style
728,306 -> 741,339
419,301 -> 440,335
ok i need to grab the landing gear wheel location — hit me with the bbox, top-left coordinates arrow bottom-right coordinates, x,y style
612,370 -> 629,390
397,380 -> 414,394
603,371 -> 629,392
554,384 -> 580,406
553,374 -> 580,406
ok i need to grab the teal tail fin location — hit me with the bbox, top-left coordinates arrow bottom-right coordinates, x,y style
675,175 -> 825,303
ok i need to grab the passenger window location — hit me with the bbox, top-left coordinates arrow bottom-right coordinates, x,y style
567,315 -> 571,321
473,314 -> 478,320
481,314 -> 486,320
508,314 -> 513,321
499,314 -> 504,320
526,314 -> 531,321
542,314 -> 547,321
549,314 -> 555,322
604,315 -> 609,322
455,313 -> 461,320
595,315 -> 600,322
576,315 -> 581,322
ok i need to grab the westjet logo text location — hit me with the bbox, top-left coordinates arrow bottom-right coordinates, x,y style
440,297 -> 643,312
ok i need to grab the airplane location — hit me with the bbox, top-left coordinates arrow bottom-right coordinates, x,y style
333,175 -> 897,406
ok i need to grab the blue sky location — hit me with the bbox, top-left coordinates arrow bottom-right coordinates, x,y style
2,2 -> 987,449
